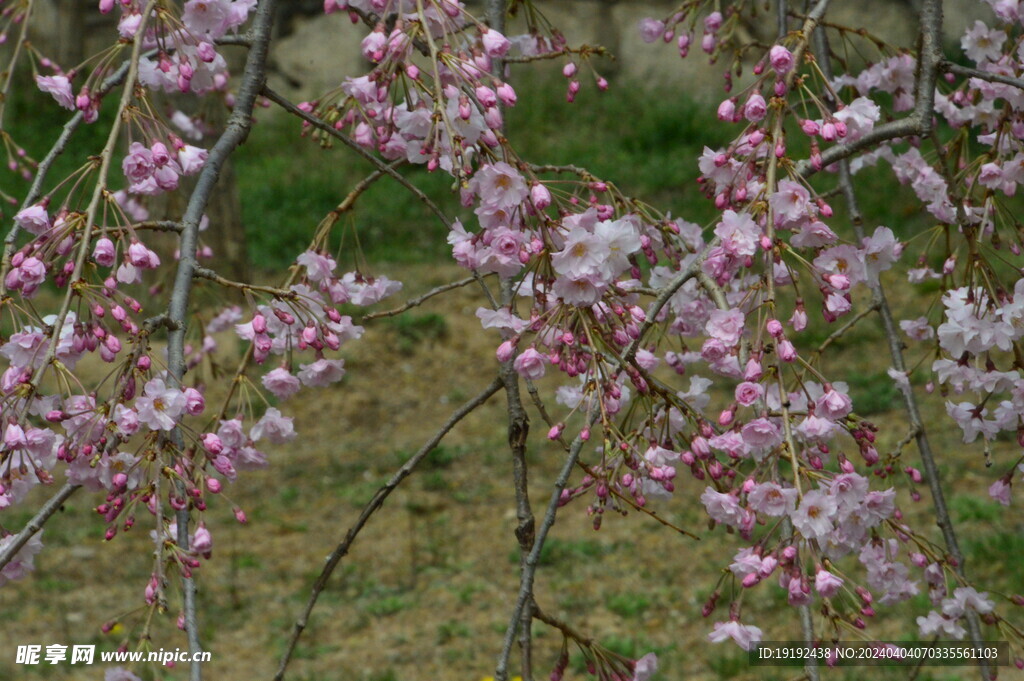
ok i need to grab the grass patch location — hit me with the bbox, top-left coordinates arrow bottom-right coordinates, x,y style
845,370 -> 902,415
606,592 -> 652,619
509,537 -> 625,566
365,594 -> 413,617
386,312 -> 449,350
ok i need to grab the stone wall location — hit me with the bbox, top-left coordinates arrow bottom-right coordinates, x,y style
26,0 -> 989,102
268,0 -> 987,102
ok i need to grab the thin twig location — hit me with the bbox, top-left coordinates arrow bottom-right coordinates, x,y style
943,61 -> 1024,91
624,239 -> 718,366
192,265 -> 295,298
807,300 -> 880,358
273,377 -> 503,681
261,86 -> 453,230
0,482 -> 80,571
361,276 -> 481,320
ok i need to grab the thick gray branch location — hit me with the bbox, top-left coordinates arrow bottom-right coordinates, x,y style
163,2 -> 278,679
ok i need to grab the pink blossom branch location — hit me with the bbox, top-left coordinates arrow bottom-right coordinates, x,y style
272,376 -> 503,681
798,0 -> 942,177
17,1 -> 159,391
4,45 -> 183,293
813,20 -> 990,681
204,165 -> 396,431
518,379 -> 696,539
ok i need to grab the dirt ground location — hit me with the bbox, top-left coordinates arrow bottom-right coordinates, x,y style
0,263 -> 1019,681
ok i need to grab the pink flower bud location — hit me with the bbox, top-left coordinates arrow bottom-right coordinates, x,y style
778,339 -> 796,362
201,433 -> 224,455
496,83 -> 517,106
531,183 -> 552,210
717,98 -> 736,121
197,41 -> 217,63
769,45 -> 794,74
743,93 -> 767,122
496,339 -> 516,362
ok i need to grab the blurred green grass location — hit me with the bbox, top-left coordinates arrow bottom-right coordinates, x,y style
6,71 -> 941,271
231,76 -> 950,269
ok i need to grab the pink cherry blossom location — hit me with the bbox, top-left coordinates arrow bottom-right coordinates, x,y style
706,309 -> 745,347
747,482 -> 798,516
707,620 -> 763,650
135,378 -> 188,431
249,407 -> 295,444
790,490 -> 837,541
769,45 -> 794,74
14,206 -> 50,236
35,75 -> 75,110
513,348 -> 547,380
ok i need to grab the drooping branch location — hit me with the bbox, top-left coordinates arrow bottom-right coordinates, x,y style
813,20 -> 989,681
798,0 -> 942,177
20,1 -> 159,390
161,1 -> 279,679
261,86 -> 453,230
273,377 -> 503,681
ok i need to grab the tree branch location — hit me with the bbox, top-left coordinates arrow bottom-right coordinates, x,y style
361,276 -> 482,320
162,2 -> 279,679
0,482 -> 80,571
273,377 -> 503,681
494,404 -> 599,681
